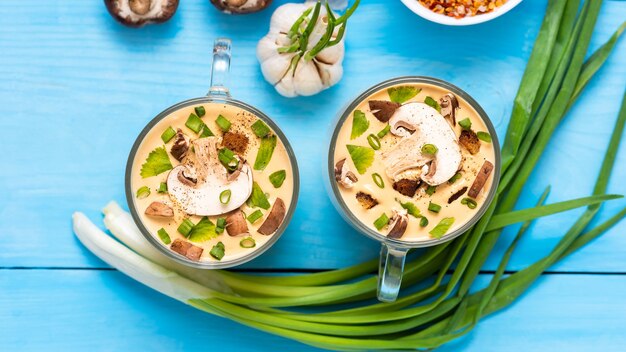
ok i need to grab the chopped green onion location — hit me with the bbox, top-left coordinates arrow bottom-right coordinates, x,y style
240,237 -> 256,248
157,182 -> 168,194
477,131 -> 492,143
251,120 -> 271,138
377,124 -> 391,138
269,170 -> 287,188
372,173 -> 384,188
448,172 -> 462,184
419,216 -> 429,227
247,210 -> 264,224
194,106 -> 206,117
177,219 -> 195,237
250,182 -> 271,210
209,242 -> 225,260
367,134 -> 381,150
157,228 -> 171,244
373,213 -> 389,231
424,96 -> 441,112
458,118 -> 472,130
136,186 -> 150,199
216,217 -> 226,229
428,202 -> 442,213
461,197 -> 478,209
254,135 -> 277,171
216,114 -> 231,132
398,200 -> 420,218
160,127 -> 177,143
429,217 -> 455,238
218,148 -> 239,172
185,113 -> 204,134
220,189 -> 232,204
426,185 -> 437,196
199,125 -> 214,138
215,226 -> 224,235
421,144 -> 438,155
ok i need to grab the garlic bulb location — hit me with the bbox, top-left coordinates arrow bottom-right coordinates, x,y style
257,1 -> 359,98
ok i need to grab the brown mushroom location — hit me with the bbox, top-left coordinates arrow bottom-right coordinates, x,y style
393,179 -> 420,197
448,186 -> 468,204
225,210 -> 249,237
144,201 -> 174,218
170,129 -> 189,162
356,192 -> 378,209
210,0 -> 272,14
222,131 -> 249,155
468,161 -> 494,198
440,93 -> 459,125
387,210 -> 408,239
176,169 -> 197,186
170,239 -> 204,261
258,198 -> 286,235
368,100 -> 401,123
459,130 -> 481,155
104,0 -> 179,27
335,158 -> 358,188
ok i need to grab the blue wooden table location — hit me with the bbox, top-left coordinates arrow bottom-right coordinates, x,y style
1,0 -> 625,350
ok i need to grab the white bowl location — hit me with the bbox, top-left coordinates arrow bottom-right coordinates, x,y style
400,0 -> 523,26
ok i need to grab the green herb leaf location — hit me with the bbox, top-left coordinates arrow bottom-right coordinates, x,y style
250,182 -> 271,210
216,114 -> 231,132
429,217 -> 455,238
157,228 -> 171,244
477,131 -> 492,143
350,110 -> 369,139
346,145 -> 374,174
424,96 -> 441,113
388,86 -> 421,104
209,242 -> 225,260
254,135 -> 277,171
140,146 -> 173,178
251,120 -> 271,138
247,210 -> 264,224
240,237 -> 256,248
188,217 -> 218,243
269,170 -> 287,188
374,213 -> 389,230
136,186 -> 150,199
160,127 -> 177,143
458,118 -> 472,130
399,201 -> 421,218
194,106 -> 206,117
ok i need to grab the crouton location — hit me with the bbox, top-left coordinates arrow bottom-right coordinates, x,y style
459,129 -> 480,154
393,179 -> 420,197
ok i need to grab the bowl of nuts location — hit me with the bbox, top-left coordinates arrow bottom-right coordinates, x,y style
400,0 -> 523,26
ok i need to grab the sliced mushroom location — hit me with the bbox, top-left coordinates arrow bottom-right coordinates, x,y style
392,179 -> 420,197
144,201 -> 174,218
468,161 -> 494,198
334,158 -> 358,188
368,100 -> 401,123
170,239 -> 203,261
225,210 -> 249,237
448,186 -> 468,204
387,210 -> 408,239
170,129 -> 189,161
459,130 -> 480,155
440,93 -> 459,125
222,132 -> 249,155
356,192 -> 378,209
258,198 -> 286,235
382,103 -> 462,186
104,0 -> 179,27
210,0 -> 272,14
167,137 -> 253,216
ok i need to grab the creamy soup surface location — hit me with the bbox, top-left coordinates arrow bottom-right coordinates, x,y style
333,83 -> 496,241
131,102 -> 294,262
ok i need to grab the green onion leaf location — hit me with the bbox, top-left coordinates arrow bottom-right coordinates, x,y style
373,213 -> 389,230
424,96 -> 441,113
419,216 -> 429,227
399,200 -> 420,218
346,145 -> 374,174
428,202 -> 442,213
216,217 -> 226,229
185,113 -> 204,134
250,182 -> 270,210
372,173 -> 384,188
140,146 -> 173,178
216,114 -> 231,132
157,182 -> 168,194
136,186 -> 150,199
477,131 -> 492,143
177,219 -> 194,237
421,144 -> 438,155
199,125 -> 214,138
218,148 -> 239,172
194,106 -> 206,117
426,185 -> 437,196
367,134 -> 381,150
251,120 -> 271,138
247,210 -> 264,224
377,124 -> 391,138
188,217 -> 218,243
429,217 -> 455,238
254,135 -> 277,171
458,118 -> 472,130
220,189 -> 232,204
448,172 -> 462,184
269,170 -> 287,188
388,86 -> 420,104
156,228 -> 171,245
160,127 -> 177,143
350,110 -> 369,140
209,241 -> 225,260
240,237 -> 256,248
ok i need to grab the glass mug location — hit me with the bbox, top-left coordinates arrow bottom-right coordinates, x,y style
325,77 -> 501,301
126,38 -> 300,269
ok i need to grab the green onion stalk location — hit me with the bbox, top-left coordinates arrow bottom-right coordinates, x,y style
73,1 -> 626,350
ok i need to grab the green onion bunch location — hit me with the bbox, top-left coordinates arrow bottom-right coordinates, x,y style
73,1 -> 626,350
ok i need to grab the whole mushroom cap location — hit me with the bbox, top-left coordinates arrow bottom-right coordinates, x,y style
210,0 -> 272,14
104,0 -> 179,27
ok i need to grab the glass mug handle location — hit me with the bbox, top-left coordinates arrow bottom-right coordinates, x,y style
377,243 -> 409,302
208,38 -> 231,97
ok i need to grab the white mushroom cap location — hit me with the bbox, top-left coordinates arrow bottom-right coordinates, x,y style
382,102 -> 462,186
167,137 -> 253,216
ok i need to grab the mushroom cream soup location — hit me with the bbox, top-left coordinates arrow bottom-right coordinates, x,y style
333,83 -> 496,241
130,102 -> 294,262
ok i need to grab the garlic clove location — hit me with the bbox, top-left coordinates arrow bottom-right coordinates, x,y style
260,52 -> 295,85
315,60 -> 343,87
293,60 -> 324,96
269,3 -> 307,34
257,35 -> 280,62
275,72 -> 297,97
